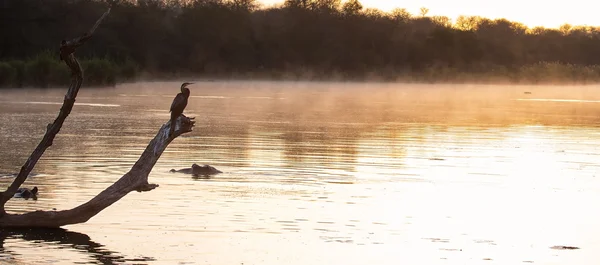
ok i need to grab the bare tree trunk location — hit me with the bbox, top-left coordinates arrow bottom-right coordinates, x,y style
0,8 -> 195,227
0,8 -> 111,215
0,115 -> 194,228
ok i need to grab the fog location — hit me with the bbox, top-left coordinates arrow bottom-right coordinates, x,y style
101,80 -> 600,127
1,81 -> 599,264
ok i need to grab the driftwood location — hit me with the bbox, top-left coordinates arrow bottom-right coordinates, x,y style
0,8 -> 195,228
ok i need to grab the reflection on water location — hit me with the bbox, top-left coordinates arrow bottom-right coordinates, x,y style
0,82 -> 599,264
0,228 -> 154,264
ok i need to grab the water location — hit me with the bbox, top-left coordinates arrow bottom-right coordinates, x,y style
0,81 -> 599,264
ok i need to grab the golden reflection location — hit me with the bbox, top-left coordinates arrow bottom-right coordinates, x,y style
1,82 -> 600,264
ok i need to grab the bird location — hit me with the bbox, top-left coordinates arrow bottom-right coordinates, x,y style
169,82 -> 193,136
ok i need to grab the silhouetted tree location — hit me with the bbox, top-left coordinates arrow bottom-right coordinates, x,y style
2,0 -> 600,84
342,0 -> 362,15
284,0 -> 310,9
419,7 -> 429,17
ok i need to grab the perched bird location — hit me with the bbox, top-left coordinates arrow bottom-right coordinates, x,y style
169,82 -> 193,136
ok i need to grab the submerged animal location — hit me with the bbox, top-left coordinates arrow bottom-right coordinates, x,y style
551,245 -> 580,250
170,164 -> 222,176
169,82 -> 193,137
14,186 -> 38,199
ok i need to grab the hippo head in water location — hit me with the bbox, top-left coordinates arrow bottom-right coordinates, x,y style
191,163 -> 222,175
170,164 -> 222,176
15,186 -> 38,200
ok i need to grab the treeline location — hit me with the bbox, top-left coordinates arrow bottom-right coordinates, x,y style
2,0 -> 600,87
0,52 -> 138,88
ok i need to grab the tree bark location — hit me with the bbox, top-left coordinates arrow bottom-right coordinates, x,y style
0,8 -> 112,215
0,8 -> 195,227
0,115 -> 194,228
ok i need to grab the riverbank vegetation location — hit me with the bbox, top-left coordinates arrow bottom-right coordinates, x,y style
0,51 -> 138,88
2,0 -> 600,87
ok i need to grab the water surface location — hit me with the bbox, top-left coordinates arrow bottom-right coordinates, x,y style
0,81 -> 599,264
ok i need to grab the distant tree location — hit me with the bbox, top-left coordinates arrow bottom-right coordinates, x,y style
454,15 -> 482,31
312,0 -> 341,12
419,7 -> 429,17
227,0 -> 259,11
528,26 -> 546,35
284,0 -> 310,9
362,8 -> 384,18
560,23 -> 572,35
4,0 -> 600,84
510,21 -> 528,35
342,0 -> 362,15
431,15 -> 451,27
389,8 -> 411,22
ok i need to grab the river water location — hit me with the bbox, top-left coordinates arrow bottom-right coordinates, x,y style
0,81 -> 599,264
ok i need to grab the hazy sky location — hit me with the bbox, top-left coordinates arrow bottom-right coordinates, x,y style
260,0 -> 600,28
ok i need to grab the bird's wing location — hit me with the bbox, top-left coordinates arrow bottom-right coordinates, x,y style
170,93 -> 184,112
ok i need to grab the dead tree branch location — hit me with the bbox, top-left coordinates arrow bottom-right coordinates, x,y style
0,8 -> 112,215
0,8 -> 197,227
0,4 -> 198,227
0,115 -> 195,227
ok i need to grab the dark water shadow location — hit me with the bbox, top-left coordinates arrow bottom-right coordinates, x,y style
0,228 -> 154,264
192,174 -> 212,180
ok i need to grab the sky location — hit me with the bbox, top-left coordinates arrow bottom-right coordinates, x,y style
259,0 -> 600,29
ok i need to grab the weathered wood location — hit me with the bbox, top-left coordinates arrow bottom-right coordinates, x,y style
0,116 -> 195,228
0,8 -> 112,215
0,6 -> 196,228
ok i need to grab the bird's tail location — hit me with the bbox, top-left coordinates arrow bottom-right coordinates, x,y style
169,117 -> 176,136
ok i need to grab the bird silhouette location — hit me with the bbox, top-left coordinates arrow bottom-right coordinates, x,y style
169,82 -> 192,137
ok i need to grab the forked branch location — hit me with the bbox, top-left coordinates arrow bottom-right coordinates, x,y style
0,116 -> 195,227
0,8 -> 112,215
0,6 -> 194,228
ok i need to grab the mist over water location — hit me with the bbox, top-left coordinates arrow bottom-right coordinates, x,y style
0,81 -> 599,264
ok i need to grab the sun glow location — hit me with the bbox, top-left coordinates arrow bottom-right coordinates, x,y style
260,0 -> 600,29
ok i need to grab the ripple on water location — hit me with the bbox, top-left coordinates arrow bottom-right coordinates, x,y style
1,84 -> 600,264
